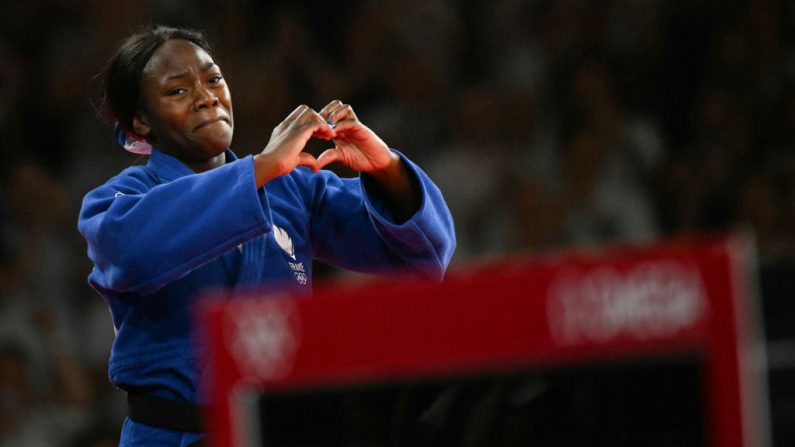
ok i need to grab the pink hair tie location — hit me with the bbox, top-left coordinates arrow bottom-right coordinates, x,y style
114,121 -> 152,155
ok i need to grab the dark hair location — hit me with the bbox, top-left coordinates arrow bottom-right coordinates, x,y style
103,25 -> 212,133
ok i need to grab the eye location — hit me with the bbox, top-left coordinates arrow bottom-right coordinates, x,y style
168,87 -> 187,96
208,74 -> 224,84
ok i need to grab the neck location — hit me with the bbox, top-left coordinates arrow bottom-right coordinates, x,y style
188,151 -> 226,173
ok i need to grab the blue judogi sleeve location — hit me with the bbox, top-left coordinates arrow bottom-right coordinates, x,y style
306,151 -> 456,282
79,156 -> 272,296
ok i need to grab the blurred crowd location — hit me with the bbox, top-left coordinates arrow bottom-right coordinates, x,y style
1,0 -> 795,445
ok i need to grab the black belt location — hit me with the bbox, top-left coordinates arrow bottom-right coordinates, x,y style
126,391 -> 207,435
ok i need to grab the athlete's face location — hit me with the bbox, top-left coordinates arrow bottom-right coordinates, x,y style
133,39 -> 233,166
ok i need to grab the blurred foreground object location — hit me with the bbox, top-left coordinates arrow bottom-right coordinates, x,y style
196,231 -> 769,447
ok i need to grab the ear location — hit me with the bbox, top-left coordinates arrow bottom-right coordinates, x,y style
132,111 -> 151,138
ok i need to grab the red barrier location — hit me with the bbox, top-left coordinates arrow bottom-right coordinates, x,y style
196,232 -> 769,446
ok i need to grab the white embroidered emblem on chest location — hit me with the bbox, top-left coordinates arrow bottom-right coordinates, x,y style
273,225 -> 296,260
273,225 -> 308,285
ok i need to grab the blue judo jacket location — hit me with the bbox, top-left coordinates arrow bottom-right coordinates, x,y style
78,148 -> 455,443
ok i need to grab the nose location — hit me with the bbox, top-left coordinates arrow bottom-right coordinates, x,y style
193,87 -> 218,111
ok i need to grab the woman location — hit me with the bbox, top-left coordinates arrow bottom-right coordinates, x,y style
78,26 -> 455,446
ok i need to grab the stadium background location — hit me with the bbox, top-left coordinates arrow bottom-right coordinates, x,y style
0,0 -> 794,445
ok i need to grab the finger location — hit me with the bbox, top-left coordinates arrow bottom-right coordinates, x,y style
316,147 -> 342,170
296,109 -> 336,140
297,152 -> 320,173
309,110 -> 338,140
330,119 -> 365,136
310,115 -> 338,140
319,99 -> 344,119
280,105 -> 314,136
328,104 -> 357,125
319,101 -> 349,126
332,121 -> 388,150
312,125 -> 337,140
326,102 -> 347,120
297,108 -> 327,127
281,104 -> 310,127
295,105 -> 319,124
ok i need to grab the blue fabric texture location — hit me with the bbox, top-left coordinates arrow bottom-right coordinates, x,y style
78,148 -> 455,444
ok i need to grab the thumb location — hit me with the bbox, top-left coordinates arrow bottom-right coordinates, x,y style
297,152 -> 320,173
316,147 -> 342,170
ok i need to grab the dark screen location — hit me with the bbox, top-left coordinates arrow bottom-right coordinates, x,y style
256,359 -> 706,447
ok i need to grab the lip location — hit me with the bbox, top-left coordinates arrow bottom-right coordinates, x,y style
194,116 -> 229,130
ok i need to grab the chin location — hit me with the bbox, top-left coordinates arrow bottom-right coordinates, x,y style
205,137 -> 233,154
193,125 -> 233,150
206,146 -> 229,159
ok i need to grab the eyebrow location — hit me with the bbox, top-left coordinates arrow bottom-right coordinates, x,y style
165,62 -> 218,81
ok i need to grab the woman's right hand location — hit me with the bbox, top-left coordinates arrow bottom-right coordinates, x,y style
253,105 -> 337,187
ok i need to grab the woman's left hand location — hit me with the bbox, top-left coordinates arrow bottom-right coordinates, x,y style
316,100 -> 399,173
316,100 -> 420,221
